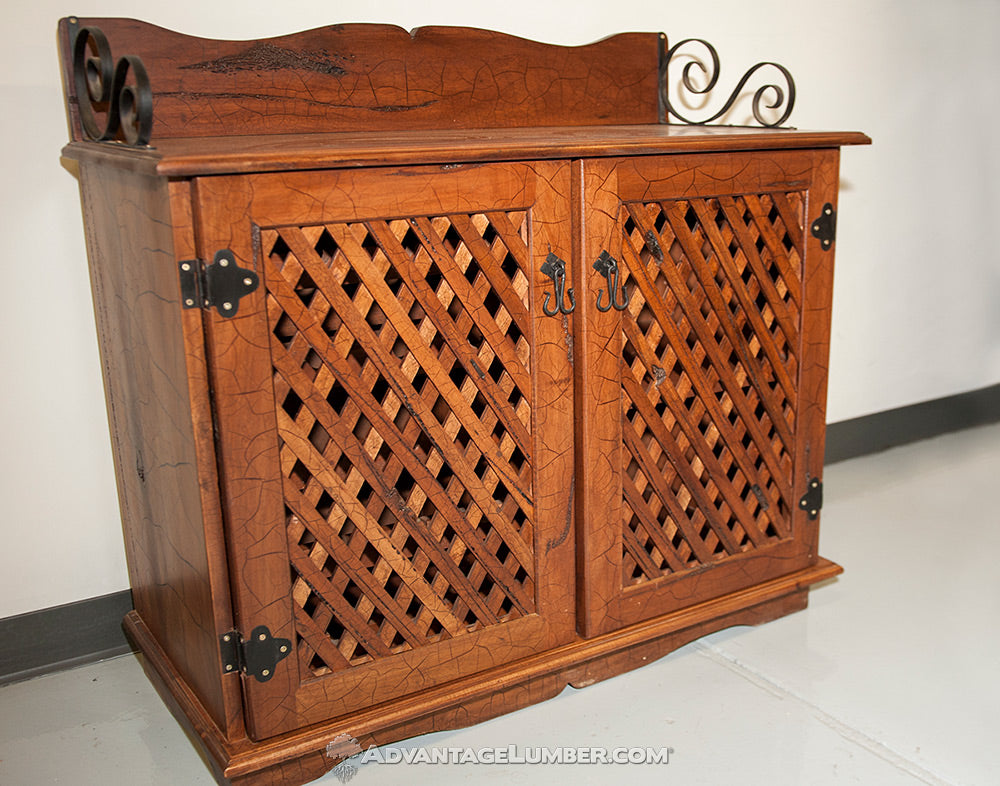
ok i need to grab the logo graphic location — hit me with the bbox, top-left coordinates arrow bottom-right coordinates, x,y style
326,733 -> 363,783
324,738 -> 674,780
332,759 -> 358,784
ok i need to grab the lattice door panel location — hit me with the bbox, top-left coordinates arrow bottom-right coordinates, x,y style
197,162 -> 574,738
261,212 -> 540,677
617,191 -> 805,589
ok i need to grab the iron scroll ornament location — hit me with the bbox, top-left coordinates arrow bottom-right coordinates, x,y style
72,25 -> 153,146
663,38 -> 796,127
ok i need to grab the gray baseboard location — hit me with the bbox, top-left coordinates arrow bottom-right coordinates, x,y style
0,590 -> 134,686
825,383 -> 1000,464
3,383 -> 999,685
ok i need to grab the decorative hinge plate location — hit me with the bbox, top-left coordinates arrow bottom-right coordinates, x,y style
799,477 -> 823,520
810,203 -> 837,250
179,249 -> 259,317
219,626 -> 292,682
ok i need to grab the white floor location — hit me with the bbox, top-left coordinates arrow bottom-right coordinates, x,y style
2,423 -> 998,785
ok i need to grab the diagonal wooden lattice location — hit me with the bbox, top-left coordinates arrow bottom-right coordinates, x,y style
262,212 -> 535,676
618,192 -> 805,586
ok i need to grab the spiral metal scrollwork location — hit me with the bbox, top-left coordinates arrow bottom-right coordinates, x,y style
72,25 -> 153,146
664,38 -> 795,128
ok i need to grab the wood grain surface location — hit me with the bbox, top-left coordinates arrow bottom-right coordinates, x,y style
125,558 -> 840,784
63,18 -> 865,786
76,163 -> 231,730
58,18 -> 661,140
61,126 -> 870,177
575,150 -> 840,632
193,161 -> 576,738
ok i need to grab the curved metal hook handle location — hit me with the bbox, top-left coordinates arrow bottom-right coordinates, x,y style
595,281 -> 614,313
560,287 -> 576,315
541,252 -> 575,316
542,290 -> 565,317
593,251 -> 630,313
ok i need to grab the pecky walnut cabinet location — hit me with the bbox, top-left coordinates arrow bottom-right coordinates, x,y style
59,17 -> 869,785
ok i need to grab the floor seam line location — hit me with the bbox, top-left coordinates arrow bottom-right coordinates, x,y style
694,642 -> 959,786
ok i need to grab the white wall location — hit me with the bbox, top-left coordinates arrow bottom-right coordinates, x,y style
2,0 -> 998,618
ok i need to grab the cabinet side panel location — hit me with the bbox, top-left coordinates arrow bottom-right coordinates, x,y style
77,163 -> 227,729
795,149 -> 841,556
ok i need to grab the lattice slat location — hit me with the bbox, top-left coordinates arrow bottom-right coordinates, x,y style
619,192 -> 805,587
658,201 -> 795,450
262,211 -> 536,675
269,286 -> 512,622
411,216 -> 532,393
272,233 -> 535,569
687,200 -> 797,403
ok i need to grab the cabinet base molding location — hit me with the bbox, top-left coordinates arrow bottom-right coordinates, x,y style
125,557 -> 840,786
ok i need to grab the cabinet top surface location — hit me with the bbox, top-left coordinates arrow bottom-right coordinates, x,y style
63,125 -> 870,177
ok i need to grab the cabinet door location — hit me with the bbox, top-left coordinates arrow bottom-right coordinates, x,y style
575,150 -> 840,636
193,162 -> 576,738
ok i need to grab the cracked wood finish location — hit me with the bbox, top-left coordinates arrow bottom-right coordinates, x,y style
576,150 -> 841,635
795,149 -> 841,560
57,18 -> 661,140
61,17 -> 867,786
62,127 -> 871,179
194,162 -> 576,739
125,557 -> 840,784
74,164 -> 237,734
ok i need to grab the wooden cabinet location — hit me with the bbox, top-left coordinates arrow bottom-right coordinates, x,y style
59,17 -> 868,785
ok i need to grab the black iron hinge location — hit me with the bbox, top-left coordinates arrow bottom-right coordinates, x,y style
810,203 -> 837,250
219,626 -> 292,682
799,477 -> 823,520
179,249 -> 259,318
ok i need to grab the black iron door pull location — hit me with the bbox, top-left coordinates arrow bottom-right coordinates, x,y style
593,250 -> 630,312
541,252 -> 575,316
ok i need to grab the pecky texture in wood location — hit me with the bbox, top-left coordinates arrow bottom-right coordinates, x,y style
573,158 -> 627,638
167,179 -> 247,740
57,18 -> 661,141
